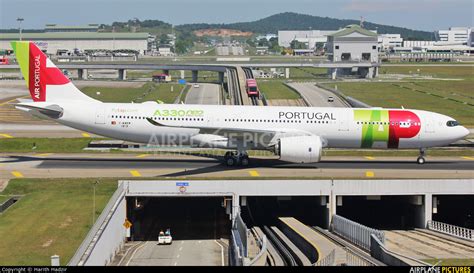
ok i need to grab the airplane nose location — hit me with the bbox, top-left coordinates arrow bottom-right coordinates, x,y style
461,126 -> 470,138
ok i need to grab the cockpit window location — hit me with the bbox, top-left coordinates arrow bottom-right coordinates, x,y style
446,120 -> 459,127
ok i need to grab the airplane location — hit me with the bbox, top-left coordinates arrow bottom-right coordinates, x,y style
10,41 -> 470,166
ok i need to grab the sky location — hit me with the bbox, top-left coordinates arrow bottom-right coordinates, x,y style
0,0 -> 472,32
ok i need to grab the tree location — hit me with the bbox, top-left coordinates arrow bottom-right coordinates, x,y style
159,34 -> 170,45
257,38 -> 269,47
290,40 -> 306,50
246,38 -> 256,47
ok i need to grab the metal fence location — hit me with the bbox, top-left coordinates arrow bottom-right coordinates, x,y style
331,215 -> 385,251
427,220 -> 473,241
313,249 -> 335,266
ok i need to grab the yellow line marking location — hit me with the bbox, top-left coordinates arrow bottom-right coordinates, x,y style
461,156 -> 474,160
81,133 -> 91,138
365,156 -> 375,160
0,96 -> 28,106
37,153 -> 53,157
130,170 -> 141,177
366,171 -> 375,178
279,218 -> 323,263
0,134 -> 13,138
249,170 -> 260,177
135,154 -> 150,158
11,171 -> 24,178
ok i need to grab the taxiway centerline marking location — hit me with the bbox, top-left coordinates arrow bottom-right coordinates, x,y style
11,171 -> 24,178
249,170 -> 260,177
0,134 -> 14,138
130,170 -> 141,177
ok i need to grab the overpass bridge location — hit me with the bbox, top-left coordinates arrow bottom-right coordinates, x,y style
67,179 -> 473,266
0,61 -> 380,80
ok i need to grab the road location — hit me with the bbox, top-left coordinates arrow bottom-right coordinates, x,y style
286,82 -> 349,107
185,83 -> 220,105
384,230 -> 474,264
124,240 -> 225,266
1,153 -> 473,179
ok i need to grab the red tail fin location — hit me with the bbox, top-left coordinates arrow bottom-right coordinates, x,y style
11,41 -> 97,102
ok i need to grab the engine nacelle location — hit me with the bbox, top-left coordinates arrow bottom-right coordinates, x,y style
276,135 -> 323,163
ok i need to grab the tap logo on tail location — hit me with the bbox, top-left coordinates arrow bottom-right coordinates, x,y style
11,41 -> 70,102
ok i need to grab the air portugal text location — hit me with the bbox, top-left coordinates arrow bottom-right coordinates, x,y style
279,111 -> 336,121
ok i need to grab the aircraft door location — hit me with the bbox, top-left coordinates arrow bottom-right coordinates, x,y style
95,108 -> 106,124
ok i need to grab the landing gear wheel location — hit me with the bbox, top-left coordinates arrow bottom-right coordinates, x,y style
417,156 -> 426,164
226,157 -> 237,167
224,151 -> 233,161
240,156 -> 249,166
417,148 -> 426,164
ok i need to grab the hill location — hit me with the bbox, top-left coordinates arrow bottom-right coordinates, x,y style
177,12 -> 434,40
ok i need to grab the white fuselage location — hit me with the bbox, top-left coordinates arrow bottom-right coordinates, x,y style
43,101 -> 468,151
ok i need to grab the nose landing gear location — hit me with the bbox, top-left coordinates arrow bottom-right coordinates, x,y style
417,148 -> 426,164
224,151 -> 249,167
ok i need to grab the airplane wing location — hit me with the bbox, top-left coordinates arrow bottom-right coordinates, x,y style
15,103 -> 64,119
146,118 -> 314,146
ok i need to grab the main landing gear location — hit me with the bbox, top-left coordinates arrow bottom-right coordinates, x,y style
224,151 -> 249,167
417,148 -> 426,164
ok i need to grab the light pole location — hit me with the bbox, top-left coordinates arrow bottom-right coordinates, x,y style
17,18 -> 24,41
92,180 -> 100,225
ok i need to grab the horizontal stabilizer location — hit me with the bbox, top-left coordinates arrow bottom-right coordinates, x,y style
15,103 -> 64,119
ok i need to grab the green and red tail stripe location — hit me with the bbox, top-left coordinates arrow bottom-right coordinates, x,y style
11,41 -> 70,102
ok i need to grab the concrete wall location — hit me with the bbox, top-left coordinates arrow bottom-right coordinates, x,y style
369,234 -> 410,266
68,184 -> 127,266
122,179 -> 474,197
84,196 -> 127,265
278,221 -> 318,264
122,179 -> 473,230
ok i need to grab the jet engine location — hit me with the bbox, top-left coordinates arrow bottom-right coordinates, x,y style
276,135 -> 323,163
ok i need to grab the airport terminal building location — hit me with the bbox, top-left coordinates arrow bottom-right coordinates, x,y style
0,25 -> 150,55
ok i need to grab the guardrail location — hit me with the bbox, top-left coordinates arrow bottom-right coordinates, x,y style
68,186 -> 125,265
331,215 -> 385,252
234,214 -> 249,257
248,234 -> 268,266
427,220 -> 474,241
313,249 -> 335,266
229,213 -> 251,266
230,229 -> 244,266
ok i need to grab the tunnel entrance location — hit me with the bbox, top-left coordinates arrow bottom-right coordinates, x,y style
241,196 -> 329,229
336,195 -> 424,229
433,195 -> 474,229
127,196 -> 231,241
